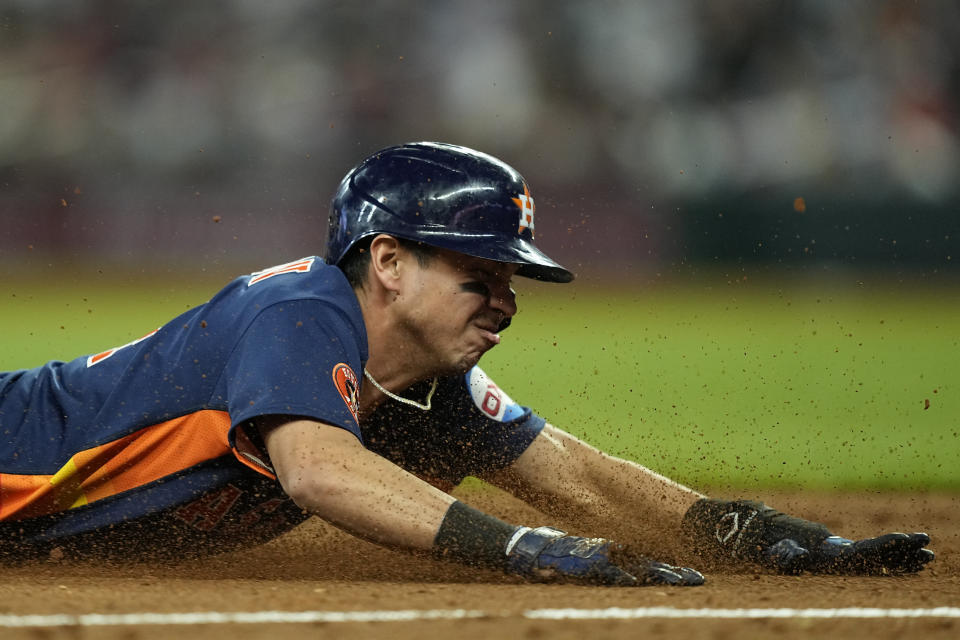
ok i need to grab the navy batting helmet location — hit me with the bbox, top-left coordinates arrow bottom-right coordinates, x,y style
325,142 -> 574,283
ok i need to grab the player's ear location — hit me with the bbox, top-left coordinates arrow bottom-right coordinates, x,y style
367,234 -> 403,293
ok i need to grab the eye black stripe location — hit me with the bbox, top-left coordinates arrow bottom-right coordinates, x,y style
459,282 -> 491,297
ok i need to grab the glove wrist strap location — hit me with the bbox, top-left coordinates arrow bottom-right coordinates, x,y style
504,526 -> 533,555
431,501 -> 520,570
504,526 -> 566,575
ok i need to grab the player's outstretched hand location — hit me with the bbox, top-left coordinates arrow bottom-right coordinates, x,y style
765,532 -> 934,575
682,498 -> 934,576
505,526 -> 704,586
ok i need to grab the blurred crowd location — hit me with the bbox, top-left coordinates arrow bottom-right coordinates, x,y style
1,1 -> 958,270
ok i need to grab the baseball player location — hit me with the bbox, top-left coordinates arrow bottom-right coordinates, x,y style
0,143 -> 933,584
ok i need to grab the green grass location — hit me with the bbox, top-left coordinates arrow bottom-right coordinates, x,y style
5,275 -> 223,368
482,275 -> 960,492
5,269 -> 958,491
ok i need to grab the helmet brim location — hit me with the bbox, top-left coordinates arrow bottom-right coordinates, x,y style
412,229 -> 574,283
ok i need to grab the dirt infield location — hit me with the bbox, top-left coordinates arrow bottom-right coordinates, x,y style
1,489 -> 957,639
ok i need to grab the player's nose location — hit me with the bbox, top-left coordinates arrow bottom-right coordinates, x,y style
489,285 -> 517,319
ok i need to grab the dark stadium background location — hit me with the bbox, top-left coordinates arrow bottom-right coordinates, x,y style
1,1 -> 957,282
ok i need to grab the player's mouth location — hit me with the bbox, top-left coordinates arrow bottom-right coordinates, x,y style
473,320 -> 502,346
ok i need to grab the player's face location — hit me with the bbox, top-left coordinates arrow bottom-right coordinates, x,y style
398,248 -> 518,373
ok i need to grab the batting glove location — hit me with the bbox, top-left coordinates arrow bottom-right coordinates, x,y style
683,498 -> 934,575
505,526 -> 705,586
765,532 -> 934,575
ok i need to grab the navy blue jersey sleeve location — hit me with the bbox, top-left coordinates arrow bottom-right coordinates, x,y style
360,367 -> 545,486
223,299 -> 365,440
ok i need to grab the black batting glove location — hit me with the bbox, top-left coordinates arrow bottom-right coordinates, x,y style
766,532 -> 934,575
506,526 -> 705,586
683,498 -> 934,576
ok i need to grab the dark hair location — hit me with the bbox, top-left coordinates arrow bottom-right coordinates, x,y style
338,236 -> 435,289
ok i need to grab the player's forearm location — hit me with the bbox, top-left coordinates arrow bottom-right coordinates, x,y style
489,425 -> 704,552
288,453 -> 455,550
263,418 -> 455,550
589,443 -> 705,517
580,449 -> 705,537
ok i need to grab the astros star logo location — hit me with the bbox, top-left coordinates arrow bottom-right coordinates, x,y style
512,183 -> 535,237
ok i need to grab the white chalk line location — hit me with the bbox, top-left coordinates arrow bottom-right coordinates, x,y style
527,606 -> 960,620
1,607 -> 959,628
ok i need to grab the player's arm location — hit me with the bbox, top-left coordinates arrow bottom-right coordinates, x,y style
256,415 -> 702,586
486,423 -> 934,575
258,416 -> 454,549
483,423 -> 704,559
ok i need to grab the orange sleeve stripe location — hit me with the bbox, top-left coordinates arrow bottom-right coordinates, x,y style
0,410 -> 263,522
